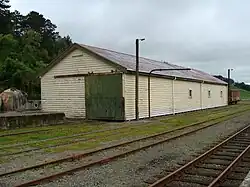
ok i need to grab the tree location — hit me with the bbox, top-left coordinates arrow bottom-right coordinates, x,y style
22,11 -> 59,60
10,10 -> 24,37
214,75 -> 250,92
214,75 -> 234,84
0,0 -> 11,34
0,2 -> 73,98
0,0 -> 10,9
0,34 -> 23,88
55,35 -> 72,54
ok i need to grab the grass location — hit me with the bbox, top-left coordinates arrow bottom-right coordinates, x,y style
0,124 -> 115,145
159,104 -> 247,125
1,102 -> 250,155
50,111 -> 244,152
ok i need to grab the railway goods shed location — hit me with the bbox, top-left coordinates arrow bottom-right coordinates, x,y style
40,43 -> 228,120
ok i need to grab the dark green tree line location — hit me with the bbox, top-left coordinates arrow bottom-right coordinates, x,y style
214,75 -> 250,91
0,0 -> 72,98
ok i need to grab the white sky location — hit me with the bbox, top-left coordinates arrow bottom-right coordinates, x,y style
10,0 -> 250,83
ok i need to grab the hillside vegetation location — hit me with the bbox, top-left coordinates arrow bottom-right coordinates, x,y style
214,75 -> 250,100
0,0 -> 72,98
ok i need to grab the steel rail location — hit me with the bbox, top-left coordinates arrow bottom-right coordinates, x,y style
0,104 -> 245,139
208,145 -> 250,187
149,124 -> 250,187
1,108 -> 248,158
0,111 -> 244,178
0,121 -> 156,150
0,129 -> 51,138
12,118 -> 250,186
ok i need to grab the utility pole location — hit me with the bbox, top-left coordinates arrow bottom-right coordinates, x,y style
228,68 -> 233,104
135,38 -> 145,120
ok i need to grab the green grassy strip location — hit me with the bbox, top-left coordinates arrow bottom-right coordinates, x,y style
1,103 -> 250,155
50,109 -> 250,153
3,106 -> 249,155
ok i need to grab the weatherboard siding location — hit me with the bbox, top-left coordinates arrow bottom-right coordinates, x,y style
41,77 -> 85,118
174,80 -> 201,113
42,49 -> 116,76
123,74 -> 148,120
150,77 -> 173,117
123,75 -> 228,120
41,49 -> 116,118
123,74 -> 173,120
41,48 -> 228,120
202,84 -> 228,109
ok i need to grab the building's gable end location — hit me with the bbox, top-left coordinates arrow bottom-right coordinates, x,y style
42,49 -> 122,79
41,43 -> 127,78
41,46 -> 123,118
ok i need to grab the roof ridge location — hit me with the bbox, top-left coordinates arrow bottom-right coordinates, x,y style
79,43 -> 175,66
77,43 -> 225,85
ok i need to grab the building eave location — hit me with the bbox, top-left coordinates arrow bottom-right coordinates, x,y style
126,70 -> 228,86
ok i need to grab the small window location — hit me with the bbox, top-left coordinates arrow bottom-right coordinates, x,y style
208,90 -> 211,98
189,89 -> 192,98
220,91 -> 223,98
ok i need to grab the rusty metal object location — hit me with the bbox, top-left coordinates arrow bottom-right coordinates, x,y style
229,89 -> 241,104
0,88 -> 27,112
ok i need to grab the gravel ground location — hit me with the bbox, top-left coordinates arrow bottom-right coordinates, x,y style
0,114 -> 223,175
0,120 -> 153,152
0,121 -> 157,172
240,170 -> 250,187
36,112 -> 250,187
0,117 -> 223,185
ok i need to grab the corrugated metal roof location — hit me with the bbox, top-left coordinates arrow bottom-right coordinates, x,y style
79,44 -> 227,85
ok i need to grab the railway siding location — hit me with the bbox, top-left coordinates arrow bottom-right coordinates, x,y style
1,110 -> 249,186
149,125 -> 250,187
0,116 -> 238,186
0,104 -> 250,186
33,112 -> 250,187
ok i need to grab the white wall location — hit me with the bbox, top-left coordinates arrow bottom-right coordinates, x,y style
41,48 -> 228,119
123,74 -> 228,120
41,77 -> 85,118
202,83 -> 228,109
174,80 -> 201,113
41,49 -> 117,118
123,74 -> 173,120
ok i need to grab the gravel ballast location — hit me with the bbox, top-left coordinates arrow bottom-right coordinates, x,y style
0,116 -> 232,185
35,112 -> 250,187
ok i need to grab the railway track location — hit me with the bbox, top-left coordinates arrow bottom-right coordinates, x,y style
0,128 -> 52,138
0,120 -> 168,156
149,124 -> 250,187
0,104 -> 244,138
0,113 -> 248,186
0,109 -> 248,158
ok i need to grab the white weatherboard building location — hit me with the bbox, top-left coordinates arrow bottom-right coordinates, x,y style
40,43 -> 228,120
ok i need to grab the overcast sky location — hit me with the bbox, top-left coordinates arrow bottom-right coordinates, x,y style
10,0 -> 250,83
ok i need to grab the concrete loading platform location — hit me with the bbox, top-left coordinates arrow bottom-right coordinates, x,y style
240,171 -> 250,187
0,111 -> 65,129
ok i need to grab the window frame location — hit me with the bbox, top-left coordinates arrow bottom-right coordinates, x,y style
188,89 -> 192,99
208,90 -> 211,98
220,90 -> 223,98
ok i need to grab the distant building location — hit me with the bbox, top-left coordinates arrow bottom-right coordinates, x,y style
40,43 -> 227,120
